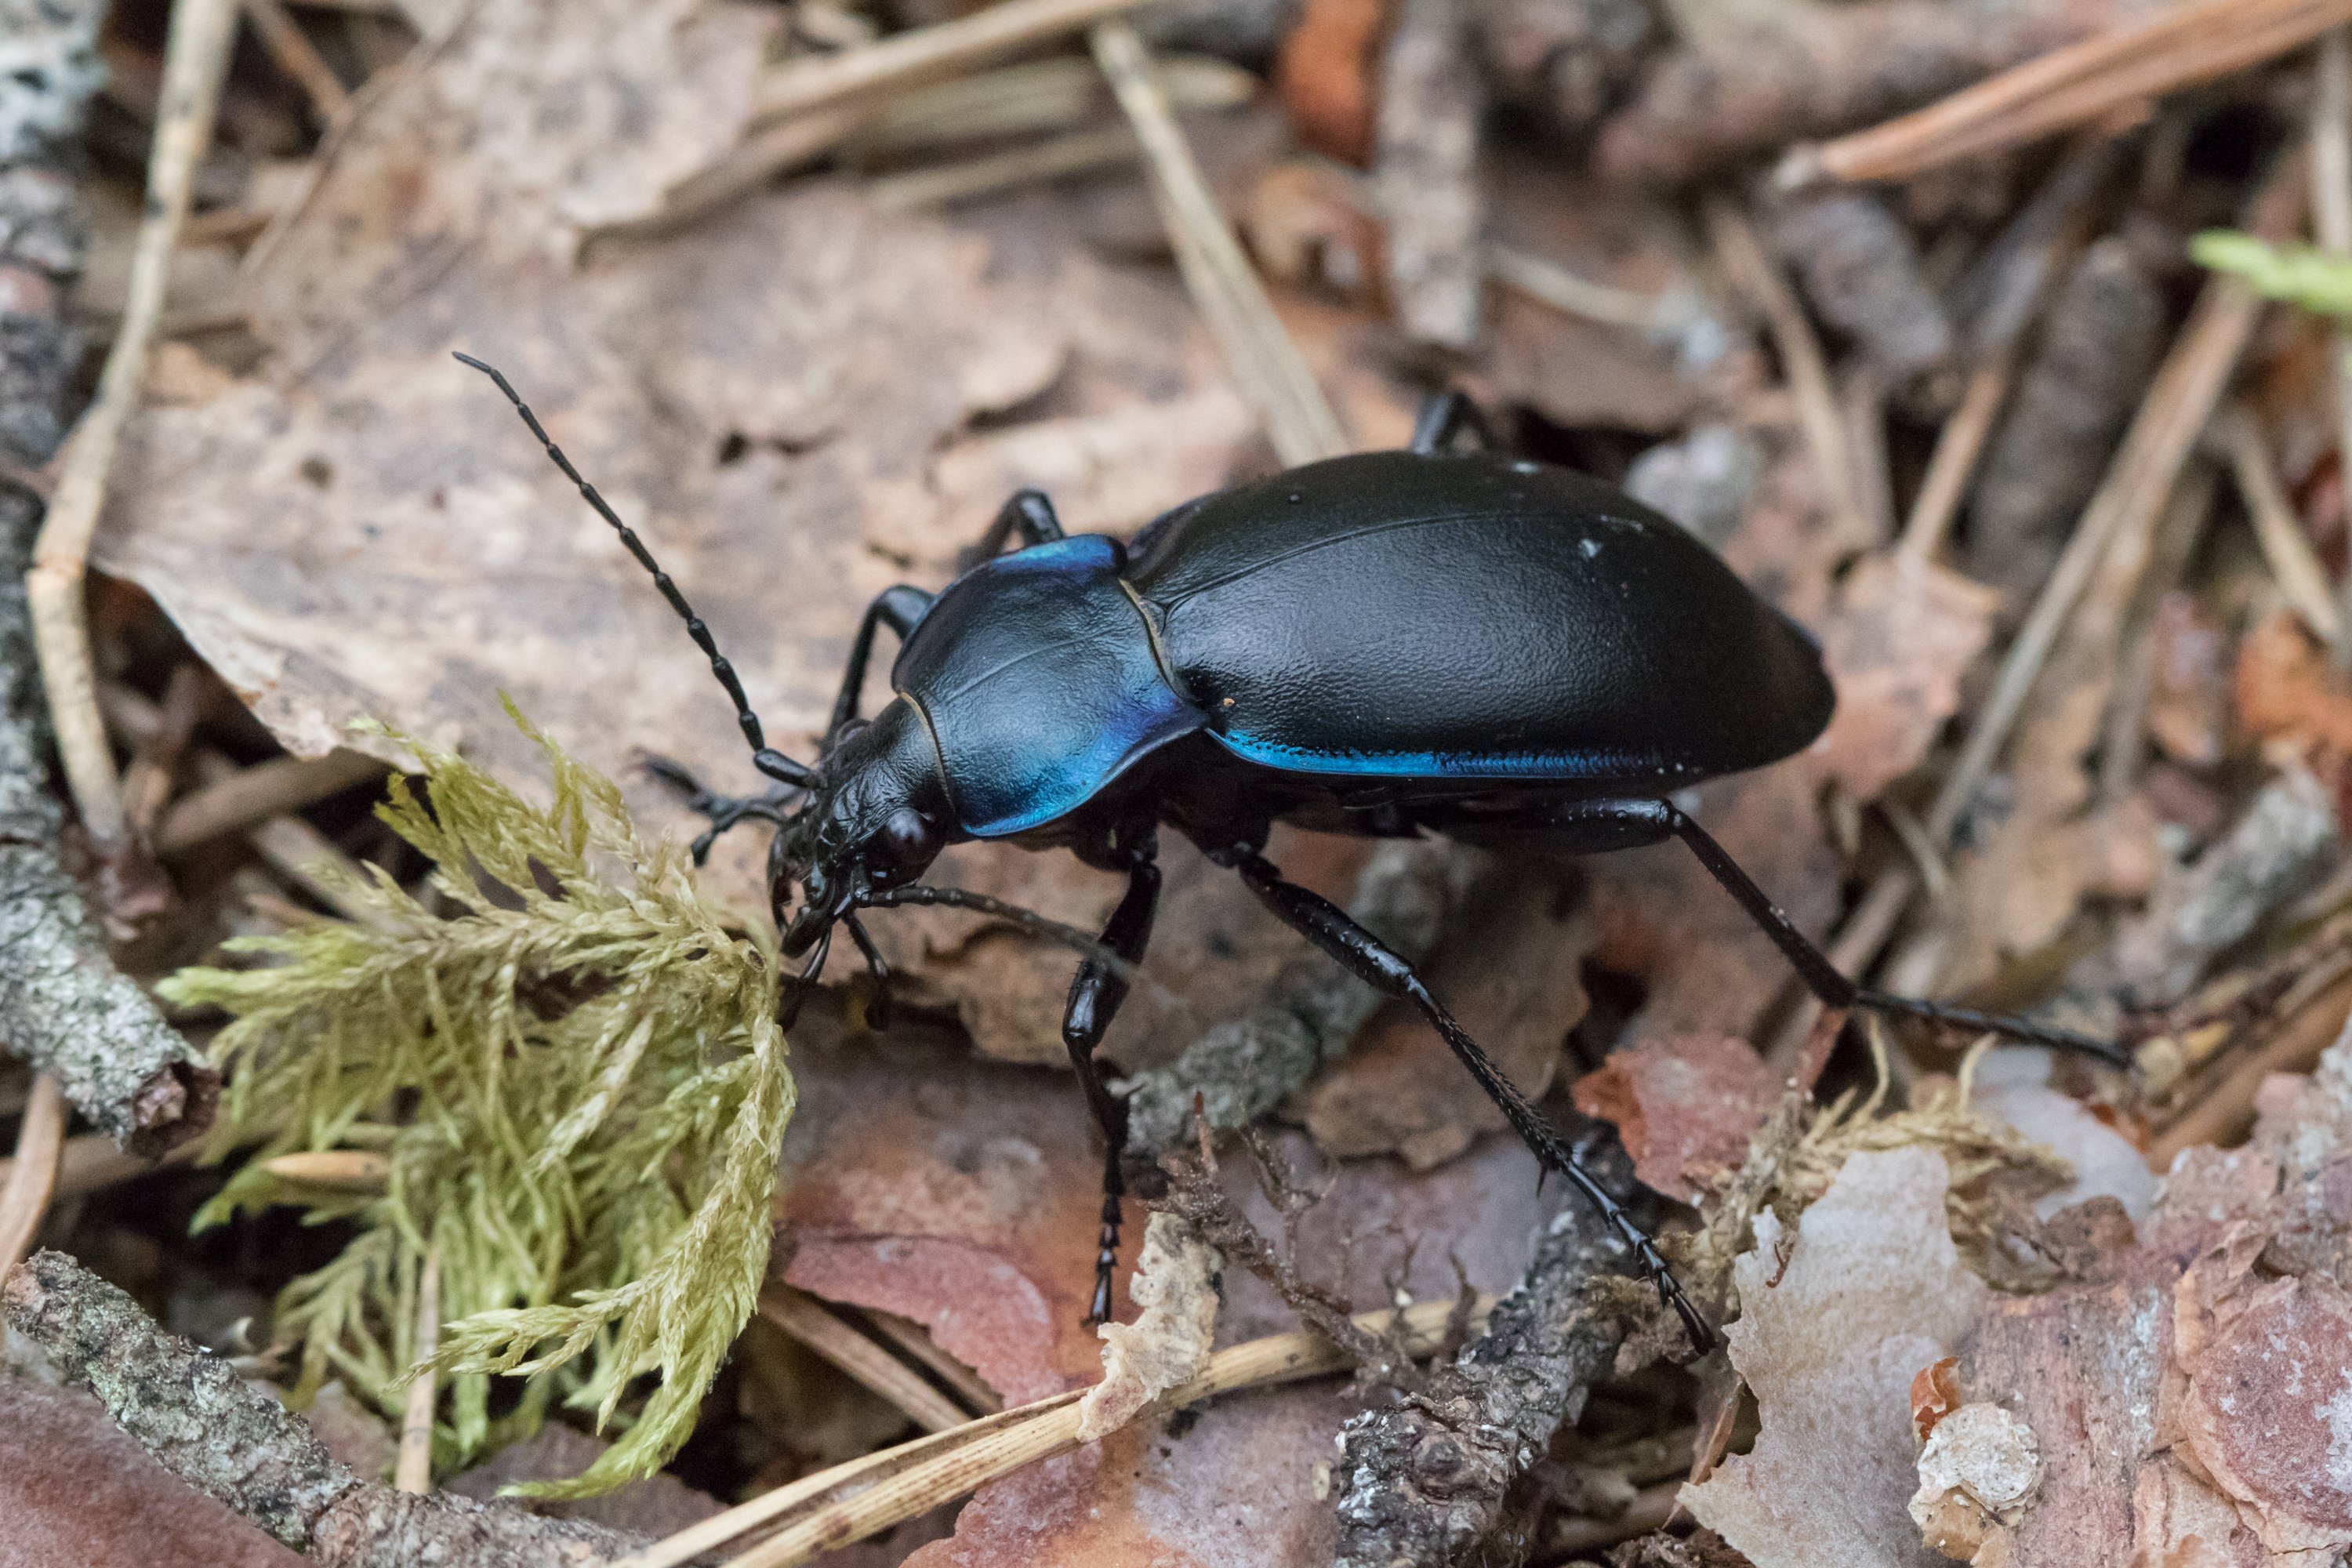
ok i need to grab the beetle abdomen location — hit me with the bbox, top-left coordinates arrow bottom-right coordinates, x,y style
1129,451 -> 1833,789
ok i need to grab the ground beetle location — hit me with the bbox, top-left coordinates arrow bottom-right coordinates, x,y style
458,355 -> 2122,1349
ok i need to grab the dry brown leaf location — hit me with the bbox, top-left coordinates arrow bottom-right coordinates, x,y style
1275,0 -> 1385,165
86,0 -> 1340,1062
0,1377 -> 303,1568
445,1424 -> 725,1537
1570,1033 -> 1779,1204
1808,552 -> 1998,804
2238,608 -> 2352,758
1301,862 -> 1591,1169
1682,1146 -> 1989,1568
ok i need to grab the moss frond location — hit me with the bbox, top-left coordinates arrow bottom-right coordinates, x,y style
162,701 -> 789,1495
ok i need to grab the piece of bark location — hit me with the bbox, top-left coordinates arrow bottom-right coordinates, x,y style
0,0 -> 212,1155
1330,1203 -> 1651,1567
1594,0 -> 2128,186
2,1251 -> 646,1568
1964,236 -> 2168,607
1769,186 -> 1953,384
1123,837 -> 1479,1156
1376,0 -> 1486,349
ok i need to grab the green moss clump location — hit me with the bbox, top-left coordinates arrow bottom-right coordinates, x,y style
162,703 -> 792,1497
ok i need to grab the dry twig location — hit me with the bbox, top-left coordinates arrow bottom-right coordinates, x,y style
1094,19 -> 1348,464
756,0 -> 1156,125
0,1073 -> 64,1278
759,1283 -> 972,1434
393,1245 -> 439,1493
2,1250 -> 648,1567
2216,403 -> 2342,647
615,1298 -> 1489,1568
1795,0 -> 2352,186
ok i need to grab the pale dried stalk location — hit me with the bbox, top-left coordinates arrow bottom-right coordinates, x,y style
759,1284 -> 970,1434
1799,0 -> 2352,186
1767,157 -> 2300,1069
1706,198 -> 1871,551
1093,20 -> 1349,466
1898,353 -> 2016,562
755,0 -> 1156,125
1487,245 -> 1683,332
27,0 -> 239,854
2150,970 -> 2352,1161
869,124 -> 1137,209
601,107 -> 868,241
155,749 -> 386,856
2216,404 -> 2343,645
0,1076 -> 66,1279
394,1247 -> 438,1493
242,0 -> 350,121
0,1129 -> 197,1200
618,1298 -> 1482,1568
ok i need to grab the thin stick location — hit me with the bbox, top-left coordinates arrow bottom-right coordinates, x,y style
241,0 -> 351,121
154,749 -> 387,855
0,1076 -> 67,1279
259,1149 -> 390,1189
1795,0 -> 2352,186
759,1285 -> 971,1433
1766,155 -> 2302,1069
2314,29 -> 2352,665
26,0 -> 240,855
2149,971 -> 2352,1163
1706,198 -> 1871,551
394,1246 -> 439,1493
863,1308 -> 1003,1414
2216,403 -> 2343,645
620,1298 -> 1481,1568
1898,352 -> 2016,563
756,0 -> 1156,125
1093,20 -> 1349,466
869,124 -> 1138,209
0,1130 -> 198,1200
1486,245 -> 1686,332
598,105 -> 867,241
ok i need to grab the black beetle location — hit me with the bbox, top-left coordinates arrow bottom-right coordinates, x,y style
457,356 -> 2118,1348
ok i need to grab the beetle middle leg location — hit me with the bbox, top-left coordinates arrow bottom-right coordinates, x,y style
1541,798 -> 2128,1066
1221,848 -> 1715,1352
1062,833 -> 1162,1323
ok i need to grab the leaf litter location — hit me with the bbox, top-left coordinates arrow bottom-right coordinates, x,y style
13,0 -> 2352,1563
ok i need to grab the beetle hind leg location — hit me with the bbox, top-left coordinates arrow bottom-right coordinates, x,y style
1223,849 -> 1715,1353
1562,797 -> 2129,1067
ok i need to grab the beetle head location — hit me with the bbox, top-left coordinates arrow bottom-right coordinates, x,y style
778,698 -> 952,956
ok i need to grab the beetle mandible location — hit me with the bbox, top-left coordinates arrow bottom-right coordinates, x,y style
456,355 -> 2120,1348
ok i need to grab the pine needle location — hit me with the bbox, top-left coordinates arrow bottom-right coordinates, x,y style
162,701 -> 791,1496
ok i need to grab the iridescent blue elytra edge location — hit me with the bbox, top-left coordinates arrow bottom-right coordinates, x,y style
456,357 -> 2127,1356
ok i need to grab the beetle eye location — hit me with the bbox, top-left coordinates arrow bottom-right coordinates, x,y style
873,807 -> 938,877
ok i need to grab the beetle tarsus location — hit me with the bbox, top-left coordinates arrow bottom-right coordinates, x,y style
1854,989 -> 2129,1068
642,753 -> 800,865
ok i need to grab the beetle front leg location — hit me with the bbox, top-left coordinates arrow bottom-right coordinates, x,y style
1063,840 -> 1161,1324
1225,850 -> 1714,1352
957,488 -> 1067,572
826,583 -> 936,739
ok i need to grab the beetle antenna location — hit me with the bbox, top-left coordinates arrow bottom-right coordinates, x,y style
859,884 -> 1163,995
454,353 -> 819,790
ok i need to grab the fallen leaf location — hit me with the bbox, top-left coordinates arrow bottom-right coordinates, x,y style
1276,0 -> 1385,165
445,1422 -> 725,1537
0,1377 -> 303,1568
2237,608 -> 2352,757
1301,860 -> 1592,1170
1571,1033 -> 1779,1203
1910,1357 -> 1961,1444
1682,1146 -> 1988,1568
1808,552 -> 1999,804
